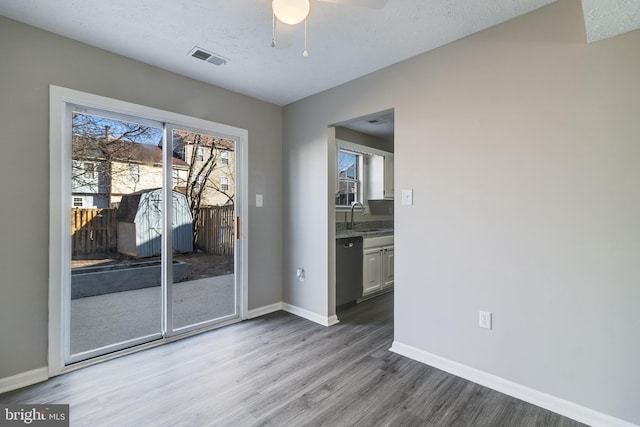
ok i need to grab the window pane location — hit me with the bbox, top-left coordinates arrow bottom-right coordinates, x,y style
337,150 -> 360,205
339,151 -> 357,179
171,129 -> 236,330
337,179 -> 358,206
70,112 -> 163,358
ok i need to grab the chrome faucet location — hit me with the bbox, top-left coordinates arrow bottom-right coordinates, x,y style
349,202 -> 365,230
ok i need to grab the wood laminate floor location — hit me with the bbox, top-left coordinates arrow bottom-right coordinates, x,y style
1,293 -> 584,426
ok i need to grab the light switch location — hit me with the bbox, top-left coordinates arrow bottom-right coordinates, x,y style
401,189 -> 413,206
256,194 -> 263,207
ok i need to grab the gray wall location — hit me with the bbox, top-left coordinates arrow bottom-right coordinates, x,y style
0,17 -> 283,379
283,0 -> 640,424
334,127 -> 393,153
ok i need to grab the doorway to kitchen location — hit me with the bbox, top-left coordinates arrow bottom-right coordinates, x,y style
331,109 -> 395,317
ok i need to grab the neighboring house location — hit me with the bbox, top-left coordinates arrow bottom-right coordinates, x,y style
72,136 -> 190,207
72,131 -> 235,208
172,130 -> 236,207
71,158 -> 109,208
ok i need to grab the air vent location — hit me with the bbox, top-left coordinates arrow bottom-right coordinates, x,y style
191,49 -> 211,61
188,46 -> 228,66
206,55 -> 227,66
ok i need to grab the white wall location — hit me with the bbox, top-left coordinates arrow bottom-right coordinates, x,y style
0,17 -> 283,380
283,0 -> 640,424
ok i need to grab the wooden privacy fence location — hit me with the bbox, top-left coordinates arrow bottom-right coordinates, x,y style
194,205 -> 235,256
71,208 -> 118,257
71,205 -> 234,258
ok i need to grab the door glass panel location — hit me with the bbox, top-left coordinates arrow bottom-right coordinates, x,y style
171,129 -> 236,330
69,112 -> 163,360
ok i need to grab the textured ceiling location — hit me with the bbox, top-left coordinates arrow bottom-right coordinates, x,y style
582,0 -> 640,42
0,1 -> 638,106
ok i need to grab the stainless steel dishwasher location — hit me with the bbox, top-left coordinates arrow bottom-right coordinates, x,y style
336,236 -> 363,307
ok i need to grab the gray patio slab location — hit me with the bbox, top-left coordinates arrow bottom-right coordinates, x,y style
70,274 -> 235,355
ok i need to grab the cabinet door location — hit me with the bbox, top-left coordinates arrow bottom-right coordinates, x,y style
382,245 -> 394,288
363,248 -> 382,296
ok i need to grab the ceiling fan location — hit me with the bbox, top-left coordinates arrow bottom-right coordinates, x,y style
271,0 -> 388,56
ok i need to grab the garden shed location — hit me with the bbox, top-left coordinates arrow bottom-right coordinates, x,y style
117,189 -> 193,258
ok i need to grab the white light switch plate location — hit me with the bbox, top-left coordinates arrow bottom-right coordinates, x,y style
256,194 -> 263,207
401,189 -> 413,206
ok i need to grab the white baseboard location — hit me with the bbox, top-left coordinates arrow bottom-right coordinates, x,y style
326,315 -> 340,326
0,367 -> 48,395
247,302 -> 283,319
247,302 -> 340,327
282,303 -> 339,327
390,341 -> 638,427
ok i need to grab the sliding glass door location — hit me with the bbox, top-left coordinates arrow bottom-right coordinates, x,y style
69,110 -> 165,362
65,106 -> 241,364
167,126 -> 237,334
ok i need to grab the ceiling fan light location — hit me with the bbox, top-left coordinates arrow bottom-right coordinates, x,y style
272,0 -> 310,25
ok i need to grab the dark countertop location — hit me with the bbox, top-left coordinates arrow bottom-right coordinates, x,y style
336,228 -> 394,240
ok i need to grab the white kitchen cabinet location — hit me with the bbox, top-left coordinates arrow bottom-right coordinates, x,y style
363,247 -> 383,295
382,245 -> 394,288
362,235 -> 394,297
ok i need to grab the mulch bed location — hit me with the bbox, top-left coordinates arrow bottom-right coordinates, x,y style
72,251 -> 234,280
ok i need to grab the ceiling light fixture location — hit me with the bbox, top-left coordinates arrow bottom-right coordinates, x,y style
272,0 -> 309,25
272,0 -> 310,57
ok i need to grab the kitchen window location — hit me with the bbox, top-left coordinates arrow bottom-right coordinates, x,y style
337,149 -> 361,206
335,139 -> 393,210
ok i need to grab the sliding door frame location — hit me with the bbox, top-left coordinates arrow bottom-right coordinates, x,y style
48,85 -> 248,376
164,123 -> 242,337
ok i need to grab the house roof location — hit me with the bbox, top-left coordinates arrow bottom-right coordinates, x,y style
173,130 -> 235,152
73,137 -> 189,168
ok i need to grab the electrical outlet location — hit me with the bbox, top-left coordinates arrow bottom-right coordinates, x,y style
296,268 -> 305,281
479,310 -> 492,330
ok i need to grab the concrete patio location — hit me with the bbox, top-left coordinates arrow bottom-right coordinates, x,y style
70,274 -> 235,355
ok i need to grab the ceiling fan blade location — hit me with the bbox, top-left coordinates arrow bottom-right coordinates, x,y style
316,0 -> 387,9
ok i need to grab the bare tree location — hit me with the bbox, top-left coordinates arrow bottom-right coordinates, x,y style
173,130 -> 235,246
72,115 -> 235,248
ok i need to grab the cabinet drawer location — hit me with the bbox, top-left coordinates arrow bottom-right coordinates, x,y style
363,235 -> 393,249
